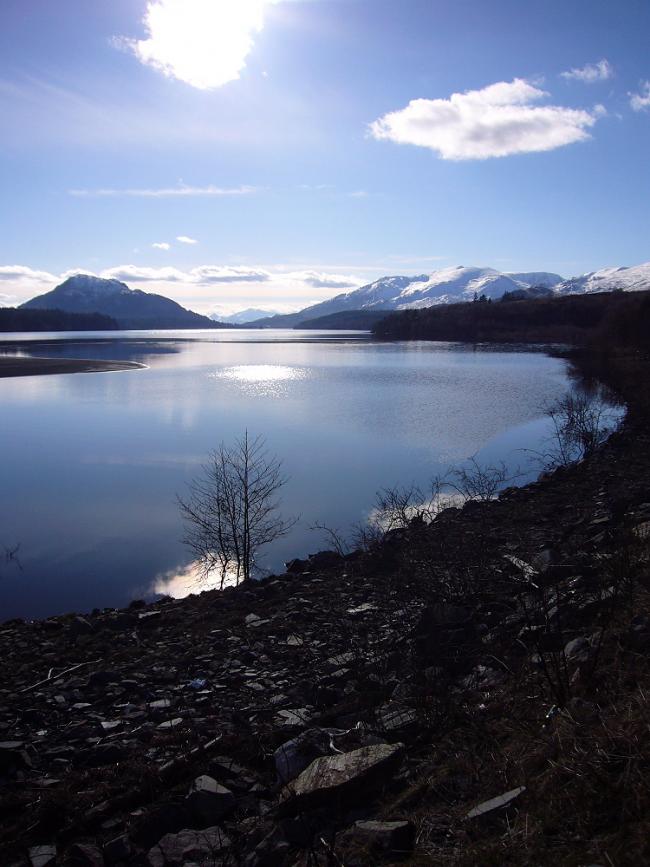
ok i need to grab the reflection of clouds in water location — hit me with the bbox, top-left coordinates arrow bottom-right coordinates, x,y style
211,364 -> 308,397
152,560 -> 239,599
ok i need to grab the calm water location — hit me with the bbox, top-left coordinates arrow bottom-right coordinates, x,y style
0,329 -> 574,620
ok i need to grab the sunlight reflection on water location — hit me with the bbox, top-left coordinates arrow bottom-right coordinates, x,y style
212,364 -> 308,396
153,560 -> 239,599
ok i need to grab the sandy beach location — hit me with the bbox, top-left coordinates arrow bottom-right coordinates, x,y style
0,356 -> 146,378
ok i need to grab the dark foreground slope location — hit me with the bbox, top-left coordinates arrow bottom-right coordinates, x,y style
1,349 -> 649,866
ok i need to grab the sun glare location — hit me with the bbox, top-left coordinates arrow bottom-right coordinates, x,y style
130,0 -> 273,90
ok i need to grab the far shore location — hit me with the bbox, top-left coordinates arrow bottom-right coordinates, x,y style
0,356 -> 146,378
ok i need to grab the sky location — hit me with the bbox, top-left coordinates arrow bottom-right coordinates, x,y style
0,0 -> 649,315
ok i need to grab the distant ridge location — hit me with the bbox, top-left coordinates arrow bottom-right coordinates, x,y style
21,274 -> 230,330
249,262 -> 650,328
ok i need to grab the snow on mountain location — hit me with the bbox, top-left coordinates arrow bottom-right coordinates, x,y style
249,266 -> 565,327
21,274 -> 223,329
210,307 -> 284,325
556,262 -> 650,295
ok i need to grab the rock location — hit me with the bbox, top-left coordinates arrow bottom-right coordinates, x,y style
69,616 -> 94,636
146,827 -> 231,867
285,558 -> 308,574
186,775 -> 236,824
377,704 -> 418,733
29,845 -> 57,867
69,842 -> 105,866
138,610 -> 162,628
280,743 -> 404,813
103,835 -> 131,864
339,820 -> 415,855
308,550 -> 341,569
130,803 -> 190,848
274,728 -> 332,784
466,786 -> 526,819
564,636 -> 590,660
0,740 -> 32,770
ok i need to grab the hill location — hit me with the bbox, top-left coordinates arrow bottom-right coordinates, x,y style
373,288 -> 650,347
21,275 -> 229,330
248,267 -> 565,327
296,309 -> 391,330
0,307 -> 118,332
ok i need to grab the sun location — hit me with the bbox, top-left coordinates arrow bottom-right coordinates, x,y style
129,0 -> 274,90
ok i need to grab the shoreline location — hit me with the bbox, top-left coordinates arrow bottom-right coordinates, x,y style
1,348 -> 649,864
0,356 -> 146,378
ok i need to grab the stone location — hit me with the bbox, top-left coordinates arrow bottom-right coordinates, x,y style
340,820 -> 415,855
377,704 -> 418,732
274,728 -> 332,784
186,775 -> 236,824
564,636 -> 590,660
146,827 -> 231,867
466,786 -> 526,819
29,845 -> 56,867
69,842 -> 105,866
69,616 -> 94,635
0,740 -> 31,770
103,835 -> 131,864
281,743 -> 404,812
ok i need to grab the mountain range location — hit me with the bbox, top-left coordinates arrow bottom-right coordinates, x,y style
21,275 -> 227,330
17,262 -> 650,331
208,307 -> 284,325
248,262 -> 650,327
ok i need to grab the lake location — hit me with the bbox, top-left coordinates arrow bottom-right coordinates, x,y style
0,329 -> 575,620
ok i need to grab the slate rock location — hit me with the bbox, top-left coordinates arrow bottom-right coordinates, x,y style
146,827 -> 231,867
69,842 -> 105,866
280,743 -> 404,812
186,775 -> 236,824
274,728 -> 332,784
339,820 -> 415,855
29,845 -> 57,867
466,786 -> 526,819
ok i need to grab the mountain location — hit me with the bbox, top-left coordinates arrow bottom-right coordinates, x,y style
21,275 -> 228,330
249,267 -> 564,327
209,307 -> 284,325
556,262 -> 650,295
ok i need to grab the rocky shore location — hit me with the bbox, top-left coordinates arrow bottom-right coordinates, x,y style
2,353 -> 650,866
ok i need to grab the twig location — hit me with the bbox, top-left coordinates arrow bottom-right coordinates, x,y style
19,659 -> 102,693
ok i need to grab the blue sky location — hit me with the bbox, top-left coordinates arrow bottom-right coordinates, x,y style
1,0 -> 648,314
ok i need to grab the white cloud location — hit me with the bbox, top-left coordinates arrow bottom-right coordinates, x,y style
630,81 -> 650,112
0,264 -> 58,284
561,59 -> 613,83
292,271 -> 360,289
121,0 -> 273,90
69,184 -> 257,198
176,235 -> 198,245
1,262 -> 372,314
102,265 -> 187,283
369,78 -> 600,161
152,242 -> 171,250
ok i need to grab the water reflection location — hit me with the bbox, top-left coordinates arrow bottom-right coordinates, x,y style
153,560 -> 238,599
0,331 -> 584,619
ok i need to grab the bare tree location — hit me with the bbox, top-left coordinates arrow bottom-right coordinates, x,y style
541,391 -> 620,469
179,432 -> 296,586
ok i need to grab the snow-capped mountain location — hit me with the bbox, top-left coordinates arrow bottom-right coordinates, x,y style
250,266 -> 564,327
21,274 -> 224,330
556,262 -> 650,295
210,307 -> 285,325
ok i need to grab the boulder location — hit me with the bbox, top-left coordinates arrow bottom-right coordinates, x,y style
68,843 -> 105,866
186,775 -> 236,824
280,743 -> 404,813
146,827 -> 231,867
339,820 -> 415,855
274,728 -> 332,784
